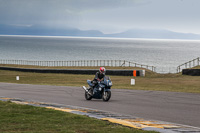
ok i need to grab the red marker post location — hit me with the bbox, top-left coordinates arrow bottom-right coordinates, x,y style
133,70 -> 137,77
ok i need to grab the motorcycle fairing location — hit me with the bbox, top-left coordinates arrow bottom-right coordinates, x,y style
87,80 -> 93,87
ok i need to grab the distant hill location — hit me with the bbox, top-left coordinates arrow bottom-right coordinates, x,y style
1,24 -> 200,40
0,24 -> 104,37
106,29 -> 200,40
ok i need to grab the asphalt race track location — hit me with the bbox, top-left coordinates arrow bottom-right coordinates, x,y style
0,82 -> 200,128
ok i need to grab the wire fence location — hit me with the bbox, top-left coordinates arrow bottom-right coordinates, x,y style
177,57 -> 200,73
3,58 -> 200,73
0,59 -> 156,72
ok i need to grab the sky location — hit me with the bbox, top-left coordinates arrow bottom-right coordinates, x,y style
0,0 -> 200,34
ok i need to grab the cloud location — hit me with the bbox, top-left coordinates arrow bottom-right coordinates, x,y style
0,0 -> 200,34
62,0 -> 141,12
0,0 -> 144,29
0,0 -> 140,16
9,24 -> 33,27
0,0 -> 75,27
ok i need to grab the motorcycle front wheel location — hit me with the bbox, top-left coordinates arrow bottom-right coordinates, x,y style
85,88 -> 93,100
102,91 -> 111,102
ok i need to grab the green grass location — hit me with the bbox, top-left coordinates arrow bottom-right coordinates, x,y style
191,65 -> 200,69
0,101 -> 157,133
0,65 -> 200,93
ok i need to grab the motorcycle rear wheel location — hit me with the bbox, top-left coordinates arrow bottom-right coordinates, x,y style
102,91 -> 111,102
85,88 -> 93,100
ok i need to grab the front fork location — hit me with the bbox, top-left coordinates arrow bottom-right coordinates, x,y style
103,88 -> 110,95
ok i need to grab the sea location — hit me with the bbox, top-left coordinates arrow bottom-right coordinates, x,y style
0,35 -> 200,73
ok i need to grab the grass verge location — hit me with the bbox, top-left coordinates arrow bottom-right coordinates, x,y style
0,100 -> 157,133
0,65 -> 200,93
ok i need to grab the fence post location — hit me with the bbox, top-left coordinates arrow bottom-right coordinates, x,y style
193,59 -> 195,67
177,66 -> 180,73
177,66 -> 181,73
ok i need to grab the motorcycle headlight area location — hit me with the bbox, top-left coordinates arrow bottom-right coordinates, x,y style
109,82 -> 112,86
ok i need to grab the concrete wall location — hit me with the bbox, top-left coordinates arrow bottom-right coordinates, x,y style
0,67 -> 145,76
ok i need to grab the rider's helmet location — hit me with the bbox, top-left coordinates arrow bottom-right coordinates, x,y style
99,67 -> 106,74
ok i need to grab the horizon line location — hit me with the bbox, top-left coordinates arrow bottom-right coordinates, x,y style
1,34 -> 200,41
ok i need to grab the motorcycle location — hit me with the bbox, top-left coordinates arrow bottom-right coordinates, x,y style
82,76 -> 112,102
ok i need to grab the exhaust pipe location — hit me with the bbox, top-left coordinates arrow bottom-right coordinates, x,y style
82,86 -> 88,91
82,86 -> 92,96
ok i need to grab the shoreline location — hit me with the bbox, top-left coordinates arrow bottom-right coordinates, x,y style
1,34 -> 200,41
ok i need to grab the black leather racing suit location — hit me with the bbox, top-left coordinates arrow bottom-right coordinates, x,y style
92,72 -> 105,87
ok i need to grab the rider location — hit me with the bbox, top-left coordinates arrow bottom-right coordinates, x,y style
92,67 -> 106,88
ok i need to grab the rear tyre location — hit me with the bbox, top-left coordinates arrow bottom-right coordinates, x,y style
85,88 -> 93,100
102,91 -> 111,102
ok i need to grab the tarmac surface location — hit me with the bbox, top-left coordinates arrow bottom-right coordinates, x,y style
0,82 -> 200,128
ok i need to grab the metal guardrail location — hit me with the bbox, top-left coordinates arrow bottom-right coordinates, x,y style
177,57 -> 200,73
0,59 -> 156,72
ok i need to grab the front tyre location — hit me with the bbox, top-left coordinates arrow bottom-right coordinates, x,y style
85,89 -> 93,100
102,91 -> 111,102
